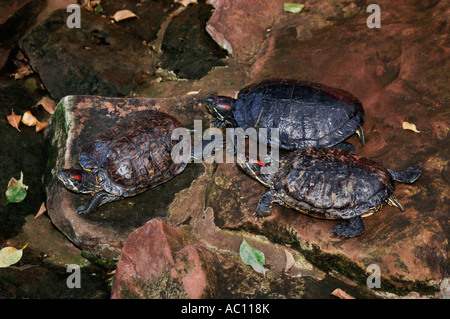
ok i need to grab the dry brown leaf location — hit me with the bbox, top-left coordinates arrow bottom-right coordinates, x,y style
331,288 -> 355,299
284,248 -> 295,272
21,111 -> 38,126
13,64 -> 34,80
34,202 -> 47,219
7,109 -> 22,131
34,96 -> 56,114
176,0 -> 198,7
35,120 -> 47,132
112,10 -> 138,22
402,121 -> 420,133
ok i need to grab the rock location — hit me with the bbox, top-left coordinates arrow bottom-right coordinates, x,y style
111,218 -> 217,299
206,0 -> 284,61
0,0 -> 45,70
100,0 -> 176,43
0,264 -> 109,298
44,95 -> 210,259
160,1 -> 227,79
224,0 -> 448,296
19,9 -> 155,100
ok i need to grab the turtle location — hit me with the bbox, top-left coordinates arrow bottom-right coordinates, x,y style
206,79 -> 365,152
237,147 -> 422,238
57,110 -> 189,215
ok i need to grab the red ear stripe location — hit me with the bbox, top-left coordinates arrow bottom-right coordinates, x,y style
217,104 -> 231,111
72,174 -> 82,181
249,159 -> 266,166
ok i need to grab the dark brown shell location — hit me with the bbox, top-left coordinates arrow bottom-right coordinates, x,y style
79,110 -> 186,197
273,147 -> 394,219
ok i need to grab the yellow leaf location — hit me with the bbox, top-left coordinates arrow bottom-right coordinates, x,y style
111,10 -> 138,22
22,111 -> 38,126
7,109 -> 22,131
402,121 -> 420,133
34,202 -> 47,220
0,244 -> 27,268
331,288 -> 355,299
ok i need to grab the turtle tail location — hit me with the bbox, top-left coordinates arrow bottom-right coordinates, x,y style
387,166 -> 423,184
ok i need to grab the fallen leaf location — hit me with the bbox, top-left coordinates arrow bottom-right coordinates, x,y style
283,3 -> 305,13
34,202 -> 47,219
240,239 -> 267,276
331,288 -> 355,299
112,10 -> 138,22
0,244 -> 28,268
13,64 -> 34,80
6,172 -> 28,204
402,121 -> 420,133
35,120 -> 47,132
34,96 -> 56,114
21,111 -> 38,126
7,109 -> 22,131
284,248 -> 295,272
176,0 -> 198,7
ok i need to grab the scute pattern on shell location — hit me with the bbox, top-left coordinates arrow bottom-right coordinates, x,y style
79,110 -> 187,197
232,79 -> 365,149
273,147 -> 394,220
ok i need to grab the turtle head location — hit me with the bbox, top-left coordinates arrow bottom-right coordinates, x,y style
58,168 -> 101,194
206,94 -> 237,127
237,154 -> 275,188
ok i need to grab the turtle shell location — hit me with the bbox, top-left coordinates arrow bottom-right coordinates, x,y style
273,147 -> 394,220
233,79 -> 365,149
79,110 -> 187,197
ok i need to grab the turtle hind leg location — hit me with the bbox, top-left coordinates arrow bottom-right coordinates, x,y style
331,216 -> 365,238
254,190 -> 282,218
387,166 -> 423,183
76,191 -> 120,215
332,142 -> 356,152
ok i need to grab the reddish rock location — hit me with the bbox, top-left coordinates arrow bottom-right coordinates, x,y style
206,0 -> 285,61
111,218 -> 217,299
221,0 -> 449,295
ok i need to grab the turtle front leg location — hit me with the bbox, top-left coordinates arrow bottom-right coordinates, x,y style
331,216 -> 365,238
255,190 -> 282,218
76,191 -> 120,215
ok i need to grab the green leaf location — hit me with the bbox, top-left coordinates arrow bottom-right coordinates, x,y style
5,172 -> 28,204
0,244 -> 27,268
239,239 -> 267,276
94,3 -> 103,14
283,3 -> 305,13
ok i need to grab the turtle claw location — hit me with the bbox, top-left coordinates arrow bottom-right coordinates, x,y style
76,205 -> 88,215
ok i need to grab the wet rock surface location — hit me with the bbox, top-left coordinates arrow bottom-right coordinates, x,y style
19,9 -> 155,100
160,1 -> 228,79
